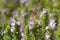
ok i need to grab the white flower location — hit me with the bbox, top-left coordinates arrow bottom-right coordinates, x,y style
45,26 -> 48,30
38,21 -> 42,25
21,33 -> 24,37
21,32 -> 25,40
11,22 -> 15,26
45,33 -> 50,39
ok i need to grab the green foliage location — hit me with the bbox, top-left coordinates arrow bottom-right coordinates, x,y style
0,0 -> 60,40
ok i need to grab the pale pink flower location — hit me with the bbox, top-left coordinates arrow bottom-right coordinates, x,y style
29,25 -> 32,30
29,20 -> 34,25
49,19 -> 56,29
17,20 -> 22,26
20,9 -> 26,16
11,26 -> 14,32
42,8 -> 47,14
21,37 -> 24,40
45,33 -> 50,39
40,8 -> 47,17
10,17 -> 16,23
10,17 -> 16,26
28,20 -> 34,30
11,22 -> 15,26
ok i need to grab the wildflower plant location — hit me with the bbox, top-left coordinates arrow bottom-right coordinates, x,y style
0,0 -> 60,40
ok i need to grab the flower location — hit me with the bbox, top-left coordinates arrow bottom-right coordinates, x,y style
11,26 -> 14,32
45,26 -> 48,30
11,22 -> 15,26
45,33 -> 50,39
10,17 -> 16,23
21,32 -> 25,40
21,36 -> 24,40
12,11 -> 18,17
20,28 -> 23,32
40,8 -> 47,17
21,33 -> 24,37
49,19 -> 56,29
29,20 -> 34,25
10,17 -> 16,26
28,20 -> 34,30
20,9 -> 26,17
29,25 -> 32,30
38,20 -> 42,25
17,20 -> 22,26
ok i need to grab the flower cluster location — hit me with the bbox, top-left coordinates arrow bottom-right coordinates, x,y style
0,0 -> 60,40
